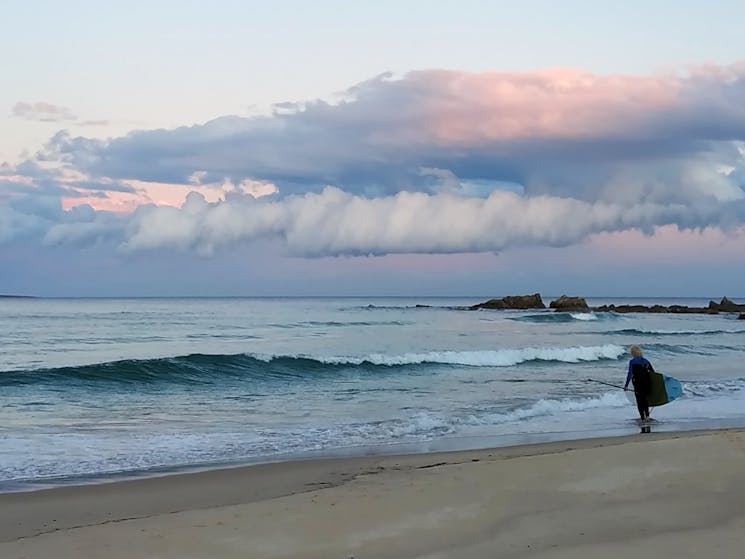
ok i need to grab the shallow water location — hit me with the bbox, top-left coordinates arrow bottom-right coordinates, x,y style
1,296 -> 744,489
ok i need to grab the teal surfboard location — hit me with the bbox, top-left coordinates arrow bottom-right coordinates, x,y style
627,372 -> 683,406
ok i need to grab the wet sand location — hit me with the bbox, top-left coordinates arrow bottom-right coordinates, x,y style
2,428 -> 744,558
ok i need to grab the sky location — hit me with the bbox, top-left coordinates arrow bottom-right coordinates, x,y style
2,0 -> 745,297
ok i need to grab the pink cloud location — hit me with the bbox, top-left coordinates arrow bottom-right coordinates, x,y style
34,62 -> 745,200
60,191 -> 149,214
341,62 -> 745,150
61,177 -> 277,213
409,67 -> 681,144
0,174 -> 34,185
12,101 -> 77,122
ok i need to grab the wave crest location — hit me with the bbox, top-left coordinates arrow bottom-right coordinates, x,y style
305,345 -> 625,367
1,345 -> 626,387
513,312 -> 619,323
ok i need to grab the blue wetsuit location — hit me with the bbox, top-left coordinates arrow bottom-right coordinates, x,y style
625,356 -> 653,388
625,356 -> 655,419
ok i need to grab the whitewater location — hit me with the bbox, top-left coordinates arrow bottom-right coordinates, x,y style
1,296 -> 744,490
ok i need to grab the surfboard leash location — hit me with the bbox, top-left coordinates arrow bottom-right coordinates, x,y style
586,378 -> 641,394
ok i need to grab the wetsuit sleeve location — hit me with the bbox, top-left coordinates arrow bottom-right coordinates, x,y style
646,358 -> 655,373
625,360 -> 633,388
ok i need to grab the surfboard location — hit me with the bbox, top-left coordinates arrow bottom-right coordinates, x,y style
626,372 -> 683,407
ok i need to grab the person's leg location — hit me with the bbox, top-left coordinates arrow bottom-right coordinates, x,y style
634,391 -> 646,420
632,372 -> 651,420
639,372 -> 651,419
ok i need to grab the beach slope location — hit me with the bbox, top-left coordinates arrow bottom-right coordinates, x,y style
2,429 -> 744,558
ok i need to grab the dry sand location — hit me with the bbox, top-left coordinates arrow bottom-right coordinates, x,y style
1,428 -> 744,558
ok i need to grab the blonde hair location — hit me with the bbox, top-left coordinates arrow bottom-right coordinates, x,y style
630,345 -> 643,357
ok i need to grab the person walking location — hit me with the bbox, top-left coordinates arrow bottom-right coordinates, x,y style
624,345 -> 655,421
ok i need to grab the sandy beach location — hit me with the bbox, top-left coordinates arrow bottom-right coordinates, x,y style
1,428 -> 744,558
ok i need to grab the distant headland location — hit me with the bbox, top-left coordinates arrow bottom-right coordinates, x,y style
470,294 -> 745,319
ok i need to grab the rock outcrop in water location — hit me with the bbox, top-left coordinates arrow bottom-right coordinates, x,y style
709,297 -> 745,313
549,295 -> 590,312
471,293 -> 545,310
471,295 -> 745,315
594,297 -> 745,314
592,304 -> 717,314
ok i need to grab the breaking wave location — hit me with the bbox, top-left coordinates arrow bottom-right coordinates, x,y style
1,345 -> 627,387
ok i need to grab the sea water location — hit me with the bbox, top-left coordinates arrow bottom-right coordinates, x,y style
1,296 -> 744,490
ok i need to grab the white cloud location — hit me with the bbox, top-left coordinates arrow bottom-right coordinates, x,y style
119,186 -> 745,257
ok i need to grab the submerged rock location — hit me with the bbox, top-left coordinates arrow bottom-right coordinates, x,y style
471,293 -> 545,310
549,295 -> 589,312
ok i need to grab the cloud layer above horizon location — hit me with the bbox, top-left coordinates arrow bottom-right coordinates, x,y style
3,64 -> 745,257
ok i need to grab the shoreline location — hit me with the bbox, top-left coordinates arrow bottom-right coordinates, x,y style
5,415 -> 745,496
5,418 -> 745,499
3,427 -> 745,558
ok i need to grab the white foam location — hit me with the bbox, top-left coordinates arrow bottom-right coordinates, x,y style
5,385 -> 745,485
569,313 -> 599,321
684,379 -> 745,397
458,392 -> 629,426
258,344 -> 627,367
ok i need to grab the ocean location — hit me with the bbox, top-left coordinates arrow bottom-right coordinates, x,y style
2,296 -> 744,491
